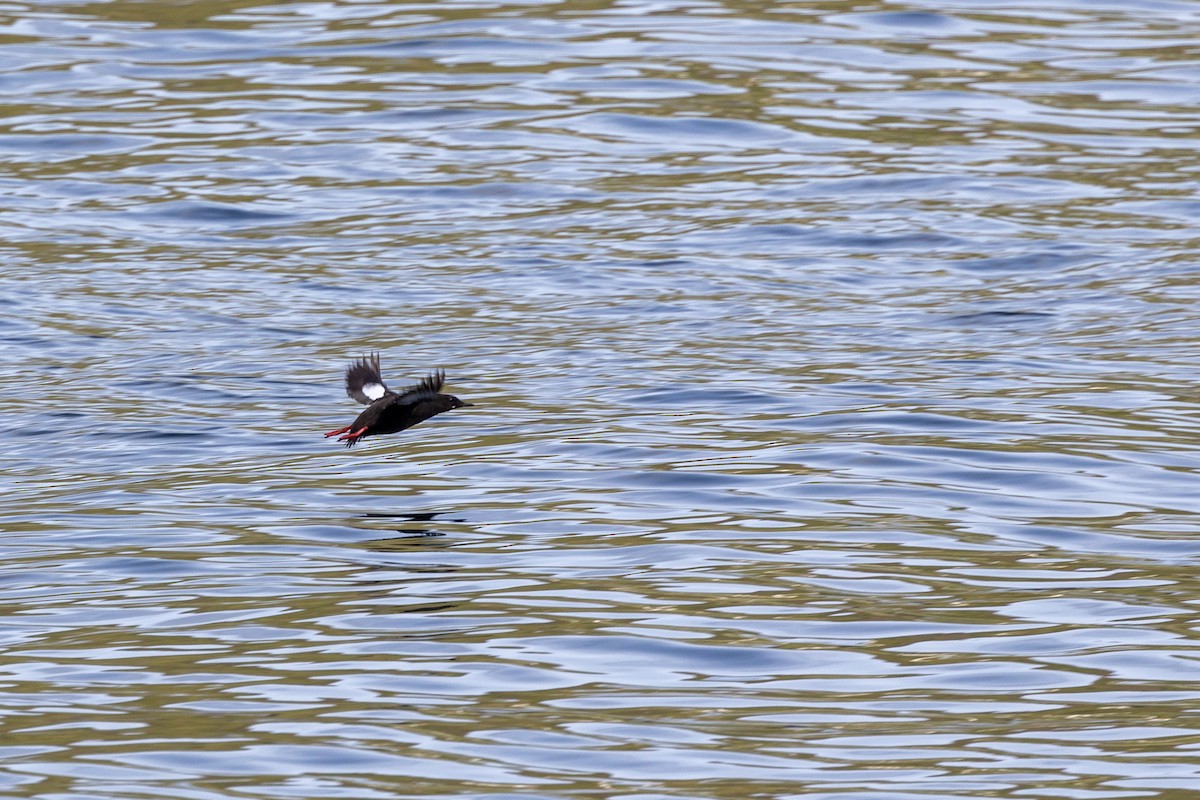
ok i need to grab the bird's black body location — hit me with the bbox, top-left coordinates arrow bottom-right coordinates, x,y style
325,354 -> 471,447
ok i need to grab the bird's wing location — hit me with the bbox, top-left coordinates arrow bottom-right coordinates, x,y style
392,369 -> 445,405
345,353 -> 391,405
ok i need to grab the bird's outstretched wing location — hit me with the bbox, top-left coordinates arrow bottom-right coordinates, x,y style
392,369 -> 445,405
346,353 -> 391,405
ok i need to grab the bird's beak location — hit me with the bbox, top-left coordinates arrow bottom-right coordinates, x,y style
461,402 -> 476,407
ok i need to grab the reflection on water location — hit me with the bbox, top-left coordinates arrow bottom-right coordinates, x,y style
358,511 -> 454,541
3,0 -> 1200,797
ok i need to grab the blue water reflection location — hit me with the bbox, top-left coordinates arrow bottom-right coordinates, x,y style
2,0 -> 1200,798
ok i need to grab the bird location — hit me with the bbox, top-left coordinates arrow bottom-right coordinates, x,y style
325,353 -> 472,448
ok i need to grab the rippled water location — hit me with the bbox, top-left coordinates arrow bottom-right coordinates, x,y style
4,0 -> 1200,797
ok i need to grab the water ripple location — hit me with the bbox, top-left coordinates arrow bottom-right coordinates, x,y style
2,0 -> 1200,797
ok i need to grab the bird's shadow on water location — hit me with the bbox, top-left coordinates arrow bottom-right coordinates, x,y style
353,510 -> 469,548
325,511 -> 471,609
277,511 -> 472,549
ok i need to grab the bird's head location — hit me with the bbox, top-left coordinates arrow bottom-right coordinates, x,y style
448,395 -> 474,409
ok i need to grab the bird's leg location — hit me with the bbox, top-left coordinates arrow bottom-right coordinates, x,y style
325,424 -> 353,438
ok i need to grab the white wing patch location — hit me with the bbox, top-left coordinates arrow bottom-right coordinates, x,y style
362,382 -> 387,401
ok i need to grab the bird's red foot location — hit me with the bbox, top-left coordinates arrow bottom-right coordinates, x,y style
325,424 -> 353,438
337,427 -> 369,448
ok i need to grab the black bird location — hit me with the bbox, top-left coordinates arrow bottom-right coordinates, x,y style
325,353 -> 472,448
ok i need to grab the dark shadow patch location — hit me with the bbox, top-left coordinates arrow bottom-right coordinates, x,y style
953,250 -> 1093,273
941,311 -> 1056,327
136,201 -> 293,228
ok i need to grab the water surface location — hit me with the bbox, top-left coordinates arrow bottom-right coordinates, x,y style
3,1 -> 1200,798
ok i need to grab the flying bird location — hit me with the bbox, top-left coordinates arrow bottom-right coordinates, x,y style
325,353 -> 472,448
